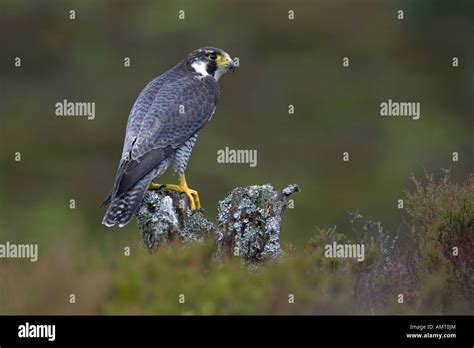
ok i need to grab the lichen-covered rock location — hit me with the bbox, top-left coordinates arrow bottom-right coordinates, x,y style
215,184 -> 300,263
135,184 -> 299,261
136,188 -> 214,252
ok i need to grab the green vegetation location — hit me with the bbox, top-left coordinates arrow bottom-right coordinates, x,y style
1,172 -> 471,314
406,170 -> 473,310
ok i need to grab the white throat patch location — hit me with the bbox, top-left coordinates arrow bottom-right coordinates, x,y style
214,69 -> 226,81
191,60 -> 226,81
191,60 -> 210,77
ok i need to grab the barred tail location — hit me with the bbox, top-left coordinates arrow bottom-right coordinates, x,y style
102,172 -> 154,228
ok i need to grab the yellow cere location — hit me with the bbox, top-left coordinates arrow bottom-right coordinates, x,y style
216,55 -> 232,67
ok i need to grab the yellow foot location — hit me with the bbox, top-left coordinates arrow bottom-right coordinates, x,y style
148,183 -> 163,190
148,175 -> 200,210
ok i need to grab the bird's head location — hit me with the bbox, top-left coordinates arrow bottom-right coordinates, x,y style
186,47 -> 236,80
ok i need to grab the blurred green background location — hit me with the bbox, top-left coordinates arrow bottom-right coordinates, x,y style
0,0 -> 472,314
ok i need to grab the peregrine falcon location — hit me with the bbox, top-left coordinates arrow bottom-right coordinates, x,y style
102,47 -> 236,227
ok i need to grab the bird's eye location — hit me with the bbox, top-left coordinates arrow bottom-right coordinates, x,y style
208,53 -> 218,60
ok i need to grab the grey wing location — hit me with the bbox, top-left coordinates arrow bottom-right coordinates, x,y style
121,73 -> 170,162
109,75 -> 219,202
102,74 -> 167,205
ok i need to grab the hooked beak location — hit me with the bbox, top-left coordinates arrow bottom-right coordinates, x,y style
219,56 -> 236,71
227,59 -> 236,71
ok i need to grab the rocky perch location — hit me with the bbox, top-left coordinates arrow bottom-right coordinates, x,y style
136,184 -> 300,263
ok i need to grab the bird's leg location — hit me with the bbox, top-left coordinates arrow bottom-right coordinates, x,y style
182,175 -> 201,209
173,175 -> 200,210
148,175 -> 200,210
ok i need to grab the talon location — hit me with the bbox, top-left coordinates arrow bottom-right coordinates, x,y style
184,190 -> 196,210
191,191 -> 200,209
155,175 -> 201,210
